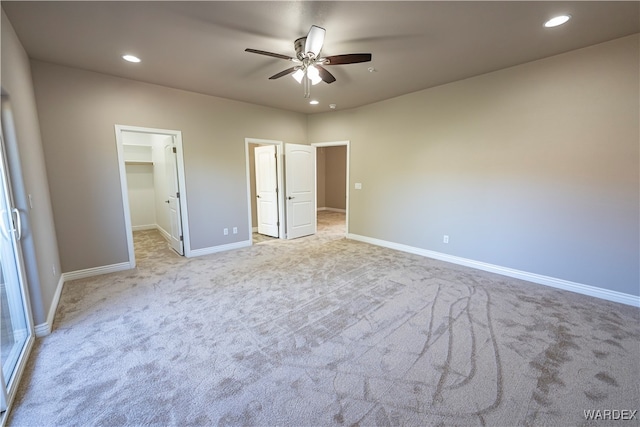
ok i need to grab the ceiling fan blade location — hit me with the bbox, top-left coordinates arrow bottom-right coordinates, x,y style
269,67 -> 298,80
245,48 -> 295,61
305,25 -> 325,58
324,53 -> 372,65
316,65 -> 336,84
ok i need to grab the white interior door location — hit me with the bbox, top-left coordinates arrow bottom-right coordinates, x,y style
254,145 -> 279,237
164,142 -> 183,255
285,143 -> 316,239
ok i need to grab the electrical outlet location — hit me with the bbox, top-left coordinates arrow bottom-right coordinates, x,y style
443,235 -> 449,244
223,228 -> 229,236
232,227 -> 238,234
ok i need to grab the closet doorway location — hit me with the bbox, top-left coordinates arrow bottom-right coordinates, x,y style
245,138 -> 285,243
312,141 -> 349,236
115,125 -> 190,265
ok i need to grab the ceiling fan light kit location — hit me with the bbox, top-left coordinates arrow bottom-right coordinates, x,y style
292,68 -> 305,83
306,66 -> 322,85
246,25 -> 372,99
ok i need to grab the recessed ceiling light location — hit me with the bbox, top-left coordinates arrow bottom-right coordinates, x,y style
544,15 -> 571,28
309,100 -> 319,105
329,104 -> 337,109
122,54 -> 141,63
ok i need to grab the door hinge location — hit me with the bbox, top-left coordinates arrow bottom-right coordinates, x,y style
276,187 -> 279,194
277,221 -> 280,227
173,147 -> 177,154
180,235 -> 183,241
176,192 -> 180,198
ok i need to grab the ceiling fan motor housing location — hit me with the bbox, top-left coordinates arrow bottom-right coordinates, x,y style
294,37 -> 307,60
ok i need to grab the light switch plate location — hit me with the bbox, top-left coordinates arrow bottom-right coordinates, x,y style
355,183 -> 362,190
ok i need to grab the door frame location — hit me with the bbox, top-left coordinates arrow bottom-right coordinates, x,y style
244,138 -> 284,241
311,140 -> 350,234
0,91 -> 35,423
114,125 -> 191,265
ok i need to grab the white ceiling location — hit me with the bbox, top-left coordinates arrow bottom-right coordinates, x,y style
3,1 -> 639,114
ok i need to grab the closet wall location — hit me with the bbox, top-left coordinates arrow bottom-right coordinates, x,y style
122,132 -> 172,239
317,146 -> 347,211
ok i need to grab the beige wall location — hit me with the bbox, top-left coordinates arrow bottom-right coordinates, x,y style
1,11 -> 62,326
316,146 -> 347,210
324,146 -> 346,210
309,35 -> 639,296
316,148 -> 326,209
125,164 -> 156,229
30,61 -> 307,272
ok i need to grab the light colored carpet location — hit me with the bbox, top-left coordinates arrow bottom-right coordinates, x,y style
8,211 -> 639,426
252,232 -> 278,244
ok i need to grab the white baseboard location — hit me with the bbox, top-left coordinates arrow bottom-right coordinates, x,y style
34,275 -> 65,337
347,233 -> 640,308
132,224 -> 156,231
132,224 -> 171,243
34,262 -> 133,336
156,226 -> 171,242
188,240 -> 252,258
34,323 -> 51,337
33,238 -> 249,336
62,261 -> 133,282
318,207 -> 346,213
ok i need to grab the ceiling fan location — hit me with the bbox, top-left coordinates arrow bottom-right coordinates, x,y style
245,25 -> 372,98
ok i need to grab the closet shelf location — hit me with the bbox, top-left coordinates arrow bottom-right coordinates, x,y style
125,161 -> 153,165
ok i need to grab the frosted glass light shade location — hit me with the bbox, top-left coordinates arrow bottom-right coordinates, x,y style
292,68 -> 305,83
307,66 -> 322,85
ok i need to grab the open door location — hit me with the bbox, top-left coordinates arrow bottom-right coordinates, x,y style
285,143 -> 316,239
165,142 -> 184,255
254,145 -> 279,237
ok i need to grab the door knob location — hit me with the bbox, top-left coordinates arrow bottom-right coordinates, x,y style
256,195 -> 261,198
287,196 -> 295,200
165,200 -> 170,203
